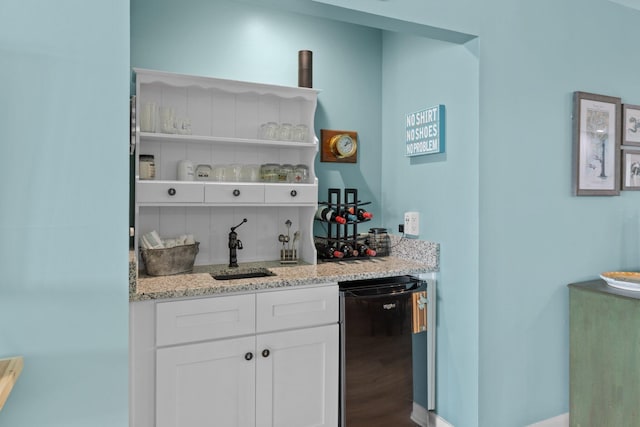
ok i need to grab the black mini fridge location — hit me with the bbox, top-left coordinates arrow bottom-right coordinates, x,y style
338,275 -> 436,427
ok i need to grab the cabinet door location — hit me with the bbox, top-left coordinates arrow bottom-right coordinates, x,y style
255,324 -> 339,427
156,336 -> 256,427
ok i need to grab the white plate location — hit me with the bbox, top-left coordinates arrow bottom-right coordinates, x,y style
600,272 -> 640,292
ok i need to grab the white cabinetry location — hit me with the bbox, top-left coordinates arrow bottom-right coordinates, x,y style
133,68 -> 319,265
130,284 -> 339,427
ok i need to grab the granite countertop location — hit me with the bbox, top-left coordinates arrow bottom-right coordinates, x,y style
130,235 -> 439,302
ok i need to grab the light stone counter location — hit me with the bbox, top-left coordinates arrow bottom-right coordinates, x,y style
129,236 -> 438,302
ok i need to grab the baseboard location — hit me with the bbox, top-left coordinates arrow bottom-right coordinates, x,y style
411,403 -> 454,427
411,403 -> 429,426
526,412 -> 569,427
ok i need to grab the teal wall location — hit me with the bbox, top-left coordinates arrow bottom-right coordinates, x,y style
381,33 -> 479,427
0,0 -> 130,426
328,0 -> 640,426
3,0 -> 639,426
131,0 -> 384,223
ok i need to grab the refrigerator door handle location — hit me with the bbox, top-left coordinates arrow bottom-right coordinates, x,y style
412,290 -> 428,334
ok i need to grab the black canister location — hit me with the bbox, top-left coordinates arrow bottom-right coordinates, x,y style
367,228 -> 391,257
298,50 -> 312,88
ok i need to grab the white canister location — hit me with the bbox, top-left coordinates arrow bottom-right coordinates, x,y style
195,164 -> 212,181
177,160 -> 194,181
139,155 -> 156,180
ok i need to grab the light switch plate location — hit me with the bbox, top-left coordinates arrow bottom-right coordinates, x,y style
404,211 -> 419,236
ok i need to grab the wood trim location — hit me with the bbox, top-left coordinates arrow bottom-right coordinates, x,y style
0,356 -> 24,411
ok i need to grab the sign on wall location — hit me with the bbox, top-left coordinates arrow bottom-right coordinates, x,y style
405,105 -> 445,156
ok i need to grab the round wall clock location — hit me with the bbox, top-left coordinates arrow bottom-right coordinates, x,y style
329,134 -> 357,158
320,130 -> 358,163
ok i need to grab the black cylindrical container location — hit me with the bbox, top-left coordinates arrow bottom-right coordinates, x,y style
298,50 -> 312,88
367,228 -> 391,257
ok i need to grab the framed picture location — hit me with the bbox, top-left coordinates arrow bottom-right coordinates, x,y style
623,104 -> 640,147
622,150 -> 640,190
573,91 -> 621,196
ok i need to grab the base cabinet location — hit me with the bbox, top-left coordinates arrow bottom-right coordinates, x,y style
131,284 -> 339,427
156,336 -> 256,427
256,325 -> 338,427
569,280 -> 640,427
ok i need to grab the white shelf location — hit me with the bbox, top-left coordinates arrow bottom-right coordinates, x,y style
134,68 -> 319,266
140,132 -> 316,149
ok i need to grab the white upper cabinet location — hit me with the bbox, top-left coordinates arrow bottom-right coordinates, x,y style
133,69 -> 320,265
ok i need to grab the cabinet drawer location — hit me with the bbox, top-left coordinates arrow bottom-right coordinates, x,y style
256,285 -> 338,333
264,184 -> 317,204
204,183 -> 264,204
137,181 -> 204,204
156,294 -> 256,346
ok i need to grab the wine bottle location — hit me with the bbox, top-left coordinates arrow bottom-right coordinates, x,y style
339,243 -> 359,258
339,209 -> 358,222
347,207 -> 373,221
315,207 -> 347,224
357,243 -> 376,257
315,241 -> 345,259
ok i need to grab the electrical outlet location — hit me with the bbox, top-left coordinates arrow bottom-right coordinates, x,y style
404,212 -> 419,236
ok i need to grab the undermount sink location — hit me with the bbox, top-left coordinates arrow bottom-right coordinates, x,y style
211,269 -> 276,281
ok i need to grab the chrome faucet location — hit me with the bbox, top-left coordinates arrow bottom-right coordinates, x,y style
228,218 -> 247,268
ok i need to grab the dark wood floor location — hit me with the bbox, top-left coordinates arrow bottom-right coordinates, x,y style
343,295 -> 419,427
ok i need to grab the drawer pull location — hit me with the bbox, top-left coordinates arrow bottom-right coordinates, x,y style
261,349 -> 270,358
233,189 -> 241,197
244,352 -> 253,361
168,188 -> 176,196
290,190 -> 297,197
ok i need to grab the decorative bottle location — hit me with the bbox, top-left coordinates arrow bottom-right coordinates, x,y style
357,243 -> 377,257
315,207 -> 347,224
347,207 -> 373,221
315,241 -> 345,259
339,243 -> 359,258
339,209 -> 358,222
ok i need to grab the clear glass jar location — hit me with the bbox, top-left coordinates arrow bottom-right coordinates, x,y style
288,164 -> 308,183
260,163 -> 280,182
278,123 -> 293,141
278,164 -> 294,182
292,124 -> 308,142
260,122 -> 279,140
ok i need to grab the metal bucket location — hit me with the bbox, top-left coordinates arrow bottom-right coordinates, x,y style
140,242 -> 200,276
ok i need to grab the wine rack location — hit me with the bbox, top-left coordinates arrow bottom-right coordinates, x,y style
315,187 -> 372,261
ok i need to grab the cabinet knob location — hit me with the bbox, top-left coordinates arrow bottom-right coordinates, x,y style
168,188 -> 176,196
290,190 -> 297,197
244,352 -> 253,361
233,189 -> 241,197
261,349 -> 270,358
